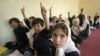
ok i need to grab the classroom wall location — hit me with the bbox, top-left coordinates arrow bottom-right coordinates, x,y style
0,0 -> 79,45
79,0 -> 100,20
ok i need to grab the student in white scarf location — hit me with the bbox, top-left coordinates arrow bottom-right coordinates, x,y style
95,16 -> 100,28
52,23 -> 80,56
81,15 -> 91,36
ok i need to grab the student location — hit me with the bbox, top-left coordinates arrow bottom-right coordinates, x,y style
56,14 -> 66,23
87,16 -> 92,26
49,7 -> 57,28
49,6 -> 53,22
95,16 -> 100,28
87,16 -> 96,30
56,14 -> 63,23
71,18 -> 84,47
52,23 -> 80,56
93,13 -> 99,27
32,2 -> 51,56
78,8 -> 85,26
21,7 -> 36,54
81,15 -> 91,38
21,7 -> 35,29
6,18 -> 29,54
68,12 -> 72,27
50,16 -> 58,28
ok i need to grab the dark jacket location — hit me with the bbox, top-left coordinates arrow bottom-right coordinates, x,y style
52,46 -> 79,56
14,26 -> 29,48
33,28 -> 51,56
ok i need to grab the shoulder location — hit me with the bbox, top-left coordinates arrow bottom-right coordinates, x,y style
65,51 -> 79,56
41,28 -> 51,33
39,28 -> 51,38
20,26 -> 29,32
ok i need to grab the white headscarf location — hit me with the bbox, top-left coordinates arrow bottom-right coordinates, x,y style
56,24 -> 80,56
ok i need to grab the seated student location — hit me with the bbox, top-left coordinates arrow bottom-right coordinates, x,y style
87,16 -> 92,26
21,7 -> 36,55
25,26 -> 35,56
87,16 -> 96,30
31,2 -> 51,56
49,7 -> 58,29
5,18 -> 29,54
95,16 -> 100,28
93,13 -> 99,27
50,16 -> 58,28
51,23 -> 80,56
71,18 -> 84,47
56,14 -> 65,23
68,12 -> 72,27
56,14 -> 63,23
81,15 -> 91,38
21,7 -> 35,29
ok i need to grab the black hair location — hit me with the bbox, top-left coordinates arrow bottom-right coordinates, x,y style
9,18 -> 21,27
29,16 -> 35,20
9,18 -> 20,24
32,18 -> 44,27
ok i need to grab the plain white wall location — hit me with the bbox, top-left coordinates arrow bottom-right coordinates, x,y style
0,0 -> 79,45
79,0 -> 100,20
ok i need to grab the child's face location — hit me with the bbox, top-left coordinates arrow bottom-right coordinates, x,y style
32,23 -> 44,33
10,21 -> 19,29
74,21 -> 80,27
29,19 -> 34,27
52,28 -> 68,48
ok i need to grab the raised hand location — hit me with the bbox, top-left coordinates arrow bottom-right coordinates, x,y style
21,6 -> 25,14
40,2 -> 47,18
49,6 -> 52,11
49,6 -> 52,17
40,2 -> 49,29
21,6 -> 27,19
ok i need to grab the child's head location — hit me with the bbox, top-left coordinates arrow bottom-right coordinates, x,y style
80,8 -> 84,13
52,23 -> 68,48
29,16 -> 35,27
56,19 -> 65,23
9,18 -> 20,29
32,18 -> 44,33
52,16 -> 57,22
72,15 -> 76,19
87,16 -> 91,20
72,18 -> 80,27
20,21 -> 24,27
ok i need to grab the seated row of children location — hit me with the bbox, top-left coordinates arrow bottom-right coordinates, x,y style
5,2 -> 99,56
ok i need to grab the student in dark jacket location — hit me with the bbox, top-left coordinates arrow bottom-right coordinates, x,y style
31,2 -> 51,56
6,18 -> 29,53
51,23 -> 80,56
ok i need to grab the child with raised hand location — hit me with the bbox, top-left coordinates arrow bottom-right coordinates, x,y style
32,2 -> 51,56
